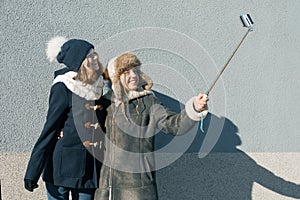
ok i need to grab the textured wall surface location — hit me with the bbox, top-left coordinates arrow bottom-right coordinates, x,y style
1,0 -> 299,199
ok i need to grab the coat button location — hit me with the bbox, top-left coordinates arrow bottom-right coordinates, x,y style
85,103 -> 103,110
83,140 -> 102,148
84,122 -> 100,130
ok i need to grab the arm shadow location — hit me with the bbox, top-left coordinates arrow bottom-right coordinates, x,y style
153,91 -> 300,200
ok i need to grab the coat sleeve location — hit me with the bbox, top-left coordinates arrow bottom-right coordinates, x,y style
150,95 -> 206,136
24,82 -> 69,182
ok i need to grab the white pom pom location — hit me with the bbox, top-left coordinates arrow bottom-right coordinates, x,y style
46,36 -> 68,62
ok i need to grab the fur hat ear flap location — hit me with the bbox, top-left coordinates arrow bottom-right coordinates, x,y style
113,79 -> 124,102
46,36 -> 68,62
139,71 -> 153,90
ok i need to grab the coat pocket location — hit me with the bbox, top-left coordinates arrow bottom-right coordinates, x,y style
60,147 -> 86,178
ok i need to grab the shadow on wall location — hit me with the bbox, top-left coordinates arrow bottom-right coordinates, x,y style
153,91 -> 300,200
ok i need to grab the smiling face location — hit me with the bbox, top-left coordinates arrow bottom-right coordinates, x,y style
120,67 -> 139,91
86,49 -> 100,71
76,48 -> 104,85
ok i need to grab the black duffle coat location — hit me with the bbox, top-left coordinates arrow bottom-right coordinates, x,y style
24,69 -> 110,189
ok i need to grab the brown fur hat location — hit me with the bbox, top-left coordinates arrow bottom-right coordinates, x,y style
107,52 -> 153,101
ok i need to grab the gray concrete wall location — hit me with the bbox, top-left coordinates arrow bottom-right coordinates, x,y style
1,0 -> 300,199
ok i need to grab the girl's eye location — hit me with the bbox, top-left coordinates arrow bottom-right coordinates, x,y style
123,68 -> 138,75
87,52 -> 96,58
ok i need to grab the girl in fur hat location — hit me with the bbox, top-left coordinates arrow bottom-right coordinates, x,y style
24,36 -> 110,200
94,52 -> 208,200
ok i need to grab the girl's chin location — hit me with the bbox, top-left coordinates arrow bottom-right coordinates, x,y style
86,64 -> 99,71
126,86 -> 138,91
91,66 -> 99,71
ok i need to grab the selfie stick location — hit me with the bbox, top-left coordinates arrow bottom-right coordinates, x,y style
203,14 -> 254,99
198,14 -> 254,159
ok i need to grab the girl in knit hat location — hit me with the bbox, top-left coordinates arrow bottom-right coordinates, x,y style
24,36 -> 110,200
94,52 -> 208,200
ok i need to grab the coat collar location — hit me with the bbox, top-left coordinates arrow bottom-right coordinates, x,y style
114,87 -> 153,106
52,71 -> 103,100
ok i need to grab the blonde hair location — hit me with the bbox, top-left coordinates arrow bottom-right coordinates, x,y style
74,51 -> 104,85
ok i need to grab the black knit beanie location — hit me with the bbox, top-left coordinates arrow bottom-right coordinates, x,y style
56,39 -> 94,72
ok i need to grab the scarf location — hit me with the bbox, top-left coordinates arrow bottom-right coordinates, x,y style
52,71 -> 104,100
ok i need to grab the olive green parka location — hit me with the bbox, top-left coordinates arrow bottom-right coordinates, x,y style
95,90 -> 205,200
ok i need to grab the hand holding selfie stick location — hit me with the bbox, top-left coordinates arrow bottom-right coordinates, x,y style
198,14 -> 254,159
202,14 -> 254,99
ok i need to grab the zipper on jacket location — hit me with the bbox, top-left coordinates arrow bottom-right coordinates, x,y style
108,117 -> 114,200
109,111 -> 117,200
109,185 -> 112,200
